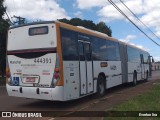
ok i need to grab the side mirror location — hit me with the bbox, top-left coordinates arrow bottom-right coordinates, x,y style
152,58 -> 155,63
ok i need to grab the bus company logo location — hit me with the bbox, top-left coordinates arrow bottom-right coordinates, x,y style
110,65 -> 117,70
2,112 -> 11,117
10,61 -> 21,64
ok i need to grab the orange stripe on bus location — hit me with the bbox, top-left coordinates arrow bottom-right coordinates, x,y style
56,22 -> 64,86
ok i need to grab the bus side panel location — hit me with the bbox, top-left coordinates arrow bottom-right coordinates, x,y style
127,62 -> 141,82
8,23 -> 57,51
93,61 -> 122,89
63,61 -> 80,100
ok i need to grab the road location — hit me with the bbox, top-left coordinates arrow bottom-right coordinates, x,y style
0,71 -> 160,120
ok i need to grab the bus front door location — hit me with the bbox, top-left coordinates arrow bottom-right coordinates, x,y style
78,41 -> 93,96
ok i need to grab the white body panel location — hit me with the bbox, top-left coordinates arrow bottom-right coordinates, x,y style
93,61 -> 122,89
7,84 -> 64,101
128,62 -> 141,82
80,61 -> 87,95
8,23 -> 57,51
86,62 -> 94,93
128,62 -> 149,82
8,53 -> 56,87
63,61 -> 80,100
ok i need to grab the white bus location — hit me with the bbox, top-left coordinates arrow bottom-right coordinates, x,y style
6,21 -> 151,101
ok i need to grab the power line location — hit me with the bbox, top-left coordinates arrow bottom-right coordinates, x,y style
4,11 -> 13,25
12,15 -> 25,25
119,0 -> 160,41
108,0 -> 160,47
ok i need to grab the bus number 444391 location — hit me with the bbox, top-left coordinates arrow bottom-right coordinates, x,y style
34,58 -> 51,63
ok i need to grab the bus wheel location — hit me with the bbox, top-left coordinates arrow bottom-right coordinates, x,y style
97,76 -> 106,97
132,72 -> 137,86
145,71 -> 149,81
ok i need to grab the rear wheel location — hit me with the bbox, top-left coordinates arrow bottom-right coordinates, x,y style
132,72 -> 137,86
97,76 -> 106,97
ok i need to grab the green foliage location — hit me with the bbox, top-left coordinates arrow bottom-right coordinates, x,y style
0,0 -> 9,33
58,18 -> 112,37
0,19 -> 9,33
82,20 -> 97,31
104,84 -> 160,120
58,18 -> 70,24
112,84 -> 160,111
0,0 -> 9,77
97,22 -> 112,37
70,18 -> 83,26
0,0 -> 6,19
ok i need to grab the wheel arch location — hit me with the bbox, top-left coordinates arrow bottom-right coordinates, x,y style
98,72 -> 106,80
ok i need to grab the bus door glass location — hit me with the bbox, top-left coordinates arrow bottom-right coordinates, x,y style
78,41 -> 93,96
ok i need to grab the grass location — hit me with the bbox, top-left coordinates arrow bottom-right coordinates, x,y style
0,77 -> 6,86
104,83 -> 160,120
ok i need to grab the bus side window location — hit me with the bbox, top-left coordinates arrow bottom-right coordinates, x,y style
84,43 -> 91,61
61,28 -> 78,61
106,40 -> 119,61
140,54 -> 144,64
92,37 -> 107,61
127,46 -> 141,62
79,42 -> 85,61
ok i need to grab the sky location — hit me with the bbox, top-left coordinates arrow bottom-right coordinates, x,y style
4,0 -> 160,61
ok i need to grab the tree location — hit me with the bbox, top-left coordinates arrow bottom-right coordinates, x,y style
58,18 -> 112,37
70,18 -> 83,26
0,0 -> 6,19
0,0 -> 9,77
96,22 -> 112,37
58,18 -> 70,24
82,20 -> 96,30
0,0 -> 8,32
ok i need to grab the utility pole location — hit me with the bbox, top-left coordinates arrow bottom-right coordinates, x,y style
13,15 -> 25,25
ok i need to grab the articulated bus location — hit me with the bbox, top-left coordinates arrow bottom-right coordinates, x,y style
6,21 -> 152,101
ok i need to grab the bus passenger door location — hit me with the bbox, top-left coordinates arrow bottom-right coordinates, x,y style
140,54 -> 145,79
78,41 -> 93,96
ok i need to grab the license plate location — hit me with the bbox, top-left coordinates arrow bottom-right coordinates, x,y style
26,77 -> 35,83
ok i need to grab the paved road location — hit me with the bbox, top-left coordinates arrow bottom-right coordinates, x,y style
0,71 -> 160,120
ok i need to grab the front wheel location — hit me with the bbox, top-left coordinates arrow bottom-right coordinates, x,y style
145,71 -> 149,81
97,76 -> 106,97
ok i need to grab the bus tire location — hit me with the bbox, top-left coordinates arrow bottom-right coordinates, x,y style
97,76 -> 106,97
145,71 -> 149,81
132,72 -> 137,86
